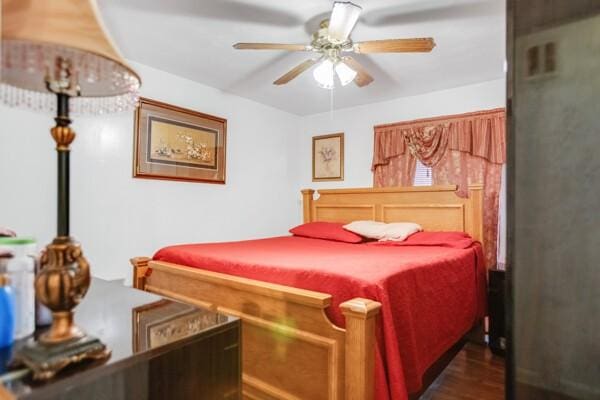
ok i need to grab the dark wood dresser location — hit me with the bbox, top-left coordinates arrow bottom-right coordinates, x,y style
0,279 -> 241,400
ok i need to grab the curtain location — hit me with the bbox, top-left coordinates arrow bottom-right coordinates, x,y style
432,150 -> 503,266
373,152 -> 416,187
372,108 -> 506,267
372,126 -> 417,186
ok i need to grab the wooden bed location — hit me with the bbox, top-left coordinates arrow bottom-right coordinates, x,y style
130,184 -> 484,400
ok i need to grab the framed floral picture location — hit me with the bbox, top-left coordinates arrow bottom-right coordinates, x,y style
312,133 -> 344,181
133,98 -> 227,183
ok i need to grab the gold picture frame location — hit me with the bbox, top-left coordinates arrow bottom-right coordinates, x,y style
133,97 -> 227,184
312,133 -> 344,181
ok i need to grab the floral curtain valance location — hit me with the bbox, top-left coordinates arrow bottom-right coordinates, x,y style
372,108 -> 506,170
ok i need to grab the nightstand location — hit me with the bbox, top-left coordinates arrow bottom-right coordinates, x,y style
0,278 -> 241,399
488,268 -> 506,356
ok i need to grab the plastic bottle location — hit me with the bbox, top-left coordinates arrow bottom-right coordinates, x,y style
0,238 -> 36,339
0,270 -> 15,348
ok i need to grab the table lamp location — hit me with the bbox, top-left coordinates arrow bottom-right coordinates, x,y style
1,0 -> 141,379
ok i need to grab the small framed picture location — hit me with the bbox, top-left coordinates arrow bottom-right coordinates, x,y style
133,97 -> 227,184
312,133 -> 344,181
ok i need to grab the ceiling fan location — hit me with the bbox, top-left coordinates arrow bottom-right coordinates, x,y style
233,1 -> 436,89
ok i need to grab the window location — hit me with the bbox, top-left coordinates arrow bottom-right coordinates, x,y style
413,159 -> 432,186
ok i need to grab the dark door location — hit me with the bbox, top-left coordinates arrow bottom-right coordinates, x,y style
507,1 -> 600,399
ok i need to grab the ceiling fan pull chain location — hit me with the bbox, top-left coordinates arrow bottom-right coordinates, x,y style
330,86 -> 335,121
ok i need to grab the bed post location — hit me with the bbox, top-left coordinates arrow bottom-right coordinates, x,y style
467,184 -> 484,248
301,189 -> 315,223
340,298 -> 382,400
130,257 -> 151,290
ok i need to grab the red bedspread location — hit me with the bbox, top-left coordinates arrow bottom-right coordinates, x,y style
154,235 -> 486,400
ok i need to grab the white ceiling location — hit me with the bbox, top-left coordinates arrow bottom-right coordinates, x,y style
97,0 -> 506,116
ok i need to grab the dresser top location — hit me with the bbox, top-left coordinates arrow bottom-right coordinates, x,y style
0,278 -> 238,397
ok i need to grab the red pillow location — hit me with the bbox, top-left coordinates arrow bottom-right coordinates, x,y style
289,222 -> 363,243
368,231 -> 475,249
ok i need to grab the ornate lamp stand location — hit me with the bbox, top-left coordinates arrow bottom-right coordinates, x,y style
1,0 -> 141,380
13,59 -> 109,380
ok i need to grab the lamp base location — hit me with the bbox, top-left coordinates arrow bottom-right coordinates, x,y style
13,335 -> 111,380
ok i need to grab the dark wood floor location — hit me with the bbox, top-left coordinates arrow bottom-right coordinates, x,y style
420,343 -> 505,400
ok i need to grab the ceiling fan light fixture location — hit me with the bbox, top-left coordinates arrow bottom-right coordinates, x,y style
328,1 -> 362,43
335,62 -> 357,86
313,59 -> 335,89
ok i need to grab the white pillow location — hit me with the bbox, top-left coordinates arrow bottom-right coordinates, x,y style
343,220 -> 388,239
343,220 -> 422,242
378,222 -> 422,242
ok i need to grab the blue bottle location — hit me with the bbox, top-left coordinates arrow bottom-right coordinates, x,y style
0,273 -> 15,348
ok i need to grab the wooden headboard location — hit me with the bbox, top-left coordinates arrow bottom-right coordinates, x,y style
301,185 -> 484,246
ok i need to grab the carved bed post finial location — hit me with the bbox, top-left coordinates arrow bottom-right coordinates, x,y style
130,257 -> 151,289
340,298 -> 382,400
301,189 -> 315,223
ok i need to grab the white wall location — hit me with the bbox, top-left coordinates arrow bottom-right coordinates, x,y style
0,62 -> 301,281
291,79 -> 507,259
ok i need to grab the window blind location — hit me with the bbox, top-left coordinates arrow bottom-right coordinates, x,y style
413,159 -> 432,186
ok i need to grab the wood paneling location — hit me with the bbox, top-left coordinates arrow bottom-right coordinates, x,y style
382,204 -> 465,231
315,205 -> 376,223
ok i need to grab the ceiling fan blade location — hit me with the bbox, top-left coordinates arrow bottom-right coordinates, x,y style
342,57 -> 374,87
354,38 -> 435,54
233,43 -> 311,51
328,1 -> 362,43
273,59 -> 320,85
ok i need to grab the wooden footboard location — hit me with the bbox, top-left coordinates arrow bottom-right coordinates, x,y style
130,257 -> 381,400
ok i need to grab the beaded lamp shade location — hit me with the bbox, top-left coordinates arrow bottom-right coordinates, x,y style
0,0 -> 141,114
